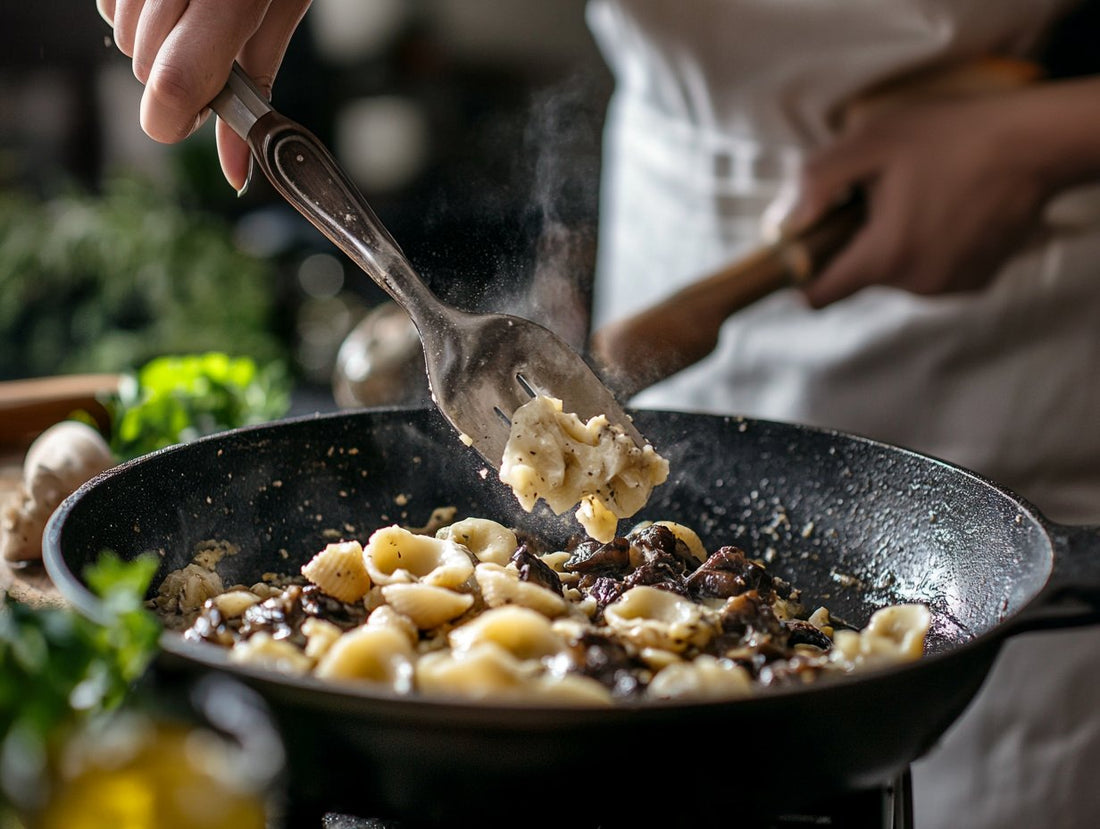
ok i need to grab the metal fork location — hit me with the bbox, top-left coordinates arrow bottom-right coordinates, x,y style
210,64 -> 645,467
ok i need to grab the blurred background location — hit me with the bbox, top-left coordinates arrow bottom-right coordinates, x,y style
0,0 -> 608,411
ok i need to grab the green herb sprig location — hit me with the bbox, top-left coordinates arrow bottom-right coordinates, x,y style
0,553 -> 161,817
108,352 -> 291,460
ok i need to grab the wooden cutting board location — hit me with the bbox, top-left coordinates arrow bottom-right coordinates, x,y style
0,373 -> 118,455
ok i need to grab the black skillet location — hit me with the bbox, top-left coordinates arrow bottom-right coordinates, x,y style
42,407 -> 1100,825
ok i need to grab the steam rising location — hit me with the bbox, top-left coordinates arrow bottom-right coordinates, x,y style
514,69 -> 610,350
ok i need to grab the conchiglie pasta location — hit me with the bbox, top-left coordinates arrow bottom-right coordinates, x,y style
314,624 -> 416,693
474,563 -> 567,618
448,605 -> 565,662
653,521 -> 707,562
228,632 -> 312,675
831,604 -> 931,670
574,496 -> 619,547
380,582 -> 474,630
301,617 -> 343,661
436,518 -> 518,565
363,525 -> 474,588
415,644 -> 536,701
207,589 -> 262,619
530,673 -> 613,705
646,655 -> 753,701
301,540 -> 371,602
603,586 -> 715,653
365,604 -> 420,646
537,551 -> 578,584
864,603 -> 931,659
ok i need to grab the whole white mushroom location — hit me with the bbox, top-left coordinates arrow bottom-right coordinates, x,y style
1,421 -> 114,563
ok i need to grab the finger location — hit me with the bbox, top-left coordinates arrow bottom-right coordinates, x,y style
222,0 -> 312,190
781,136 -> 883,236
139,0 -> 273,144
217,119 -> 252,195
237,0 -> 313,93
802,232 -> 879,307
96,0 -> 118,26
802,191 -> 906,307
132,0 -> 190,85
110,0 -> 146,57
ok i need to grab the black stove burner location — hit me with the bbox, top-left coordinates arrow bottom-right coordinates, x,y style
309,770 -> 913,829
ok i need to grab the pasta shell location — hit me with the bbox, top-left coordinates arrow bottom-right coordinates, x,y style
314,624 -> 416,693
653,521 -> 707,562
638,647 -> 681,672
416,643 -> 610,705
207,589 -> 262,619
301,540 -> 371,603
416,644 -> 533,701
574,495 -> 618,545
228,632 -> 312,675
538,551 -> 576,580
448,605 -> 564,661
603,586 -> 715,653
365,604 -> 419,646
831,604 -> 931,670
301,617 -> 343,661
380,583 -> 474,630
474,563 -> 566,618
436,518 -> 518,565
364,525 -> 474,588
646,655 -> 752,701
531,673 -> 613,706
864,603 -> 931,659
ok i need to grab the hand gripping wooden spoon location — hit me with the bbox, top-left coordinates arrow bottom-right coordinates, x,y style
588,57 -> 1041,399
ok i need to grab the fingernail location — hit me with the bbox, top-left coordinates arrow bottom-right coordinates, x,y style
236,155 -> 254,198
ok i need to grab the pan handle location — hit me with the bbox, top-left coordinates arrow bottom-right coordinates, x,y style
1009,523 -> 1100,633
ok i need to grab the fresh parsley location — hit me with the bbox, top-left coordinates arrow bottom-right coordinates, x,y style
108,352 -> 291,460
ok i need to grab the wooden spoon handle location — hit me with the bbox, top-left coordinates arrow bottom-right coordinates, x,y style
589,197 -> 864,399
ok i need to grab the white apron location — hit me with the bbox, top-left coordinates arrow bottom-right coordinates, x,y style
586,1 -> 1100,827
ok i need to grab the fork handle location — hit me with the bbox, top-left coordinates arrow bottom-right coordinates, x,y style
211,65 -> 445,331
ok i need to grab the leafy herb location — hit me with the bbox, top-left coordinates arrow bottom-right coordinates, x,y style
107,352 -> 291,460
0,176 -> 287,380
0,553 -> 161,817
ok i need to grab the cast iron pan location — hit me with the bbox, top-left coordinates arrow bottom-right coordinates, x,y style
43,408 -> 1100,826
